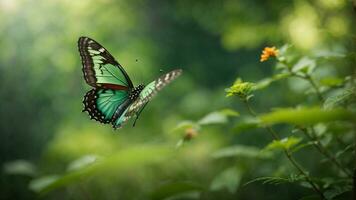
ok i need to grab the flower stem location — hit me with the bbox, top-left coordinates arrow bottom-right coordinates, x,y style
243,99 -> 326,199
304,74 -> 324,102
285,68 -> 324,102
299,127 -> 352,177
243,99 -> 257,116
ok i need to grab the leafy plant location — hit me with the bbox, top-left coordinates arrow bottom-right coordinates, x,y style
176,44 -> 355,199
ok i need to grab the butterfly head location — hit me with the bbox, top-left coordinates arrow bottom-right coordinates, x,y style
129,84 -> 145,100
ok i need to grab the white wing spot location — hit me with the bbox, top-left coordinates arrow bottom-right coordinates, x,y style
164,74 -> 170,81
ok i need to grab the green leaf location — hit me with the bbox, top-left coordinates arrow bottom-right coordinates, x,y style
335,144 -> 353,159
324,186 -> 352,200
244,176 -> 289,186
292,57 -> 316,74
3,160 -> 37,177
212,145 -> 270,159
29,146 -> 173,194
150,181 -> 203,200
264,137 -> 302,151
198,112 -> 227,125
219,108 -> 240,117
319,77 -> 344,87
275,44 -> 294,64
253,73 -> 290,90
66,155 -> 98,172
233,117 -> 260,133
244,174 -> 305,186
210,167 -> 242,193
29,175 -> 60,193
290,142 -> 314,153
260,107 -> 355,125
324,87 -> 355,110
253,78 -> 273,91
173,121 -> 199,132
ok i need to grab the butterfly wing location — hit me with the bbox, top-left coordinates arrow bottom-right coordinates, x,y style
78,36 -> 134,90
83,88 -> 130,124
113,69 -> 183,128
79,37 -> 134,124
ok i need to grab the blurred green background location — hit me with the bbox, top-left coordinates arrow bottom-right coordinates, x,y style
0,0 -> 354,199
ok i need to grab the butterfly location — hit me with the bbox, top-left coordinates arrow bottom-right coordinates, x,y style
78,36 -> 182,129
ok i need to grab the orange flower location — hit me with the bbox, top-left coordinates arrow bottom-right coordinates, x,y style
260,46 -> 279,62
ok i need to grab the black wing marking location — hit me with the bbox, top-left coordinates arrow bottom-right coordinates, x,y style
82,89 -> 111,124
78,36 -> 134,89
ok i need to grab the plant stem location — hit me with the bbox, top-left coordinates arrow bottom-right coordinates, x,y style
305,74 -> 324,102
287,70 -> 324,102
300,127 -> 352,177
243,99 -> 326,199
243,99 -> 257,116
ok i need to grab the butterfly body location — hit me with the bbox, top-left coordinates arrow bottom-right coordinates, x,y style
78,36 -> 182,129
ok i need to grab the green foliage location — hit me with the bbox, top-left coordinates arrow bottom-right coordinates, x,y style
198,109 -> 239,125
1,0 -> 355,200
30,146 -> 173,194
263,137 -> 303,151
212,145 -> 270,159
233,117 -> 260,133
260,107 -> 354,125
220,42 -> 355,199
244,174 -> 305,186
210,167 -> 242,193
324,87 -> 356,110
150,182 -> 203,200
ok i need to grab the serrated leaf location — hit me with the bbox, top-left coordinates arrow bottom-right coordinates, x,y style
244,174 -> 305,187
3,160 -> 37,177
150,181 -> 203,200
324,87 -> 355,110
264,137 -> 302,151
260,107 -> 355,125
244,176 -> 288,186
210,167 -> 242,193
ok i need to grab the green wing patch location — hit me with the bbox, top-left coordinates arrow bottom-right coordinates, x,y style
78,37 -> 133,89
83,89 -> 129,123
